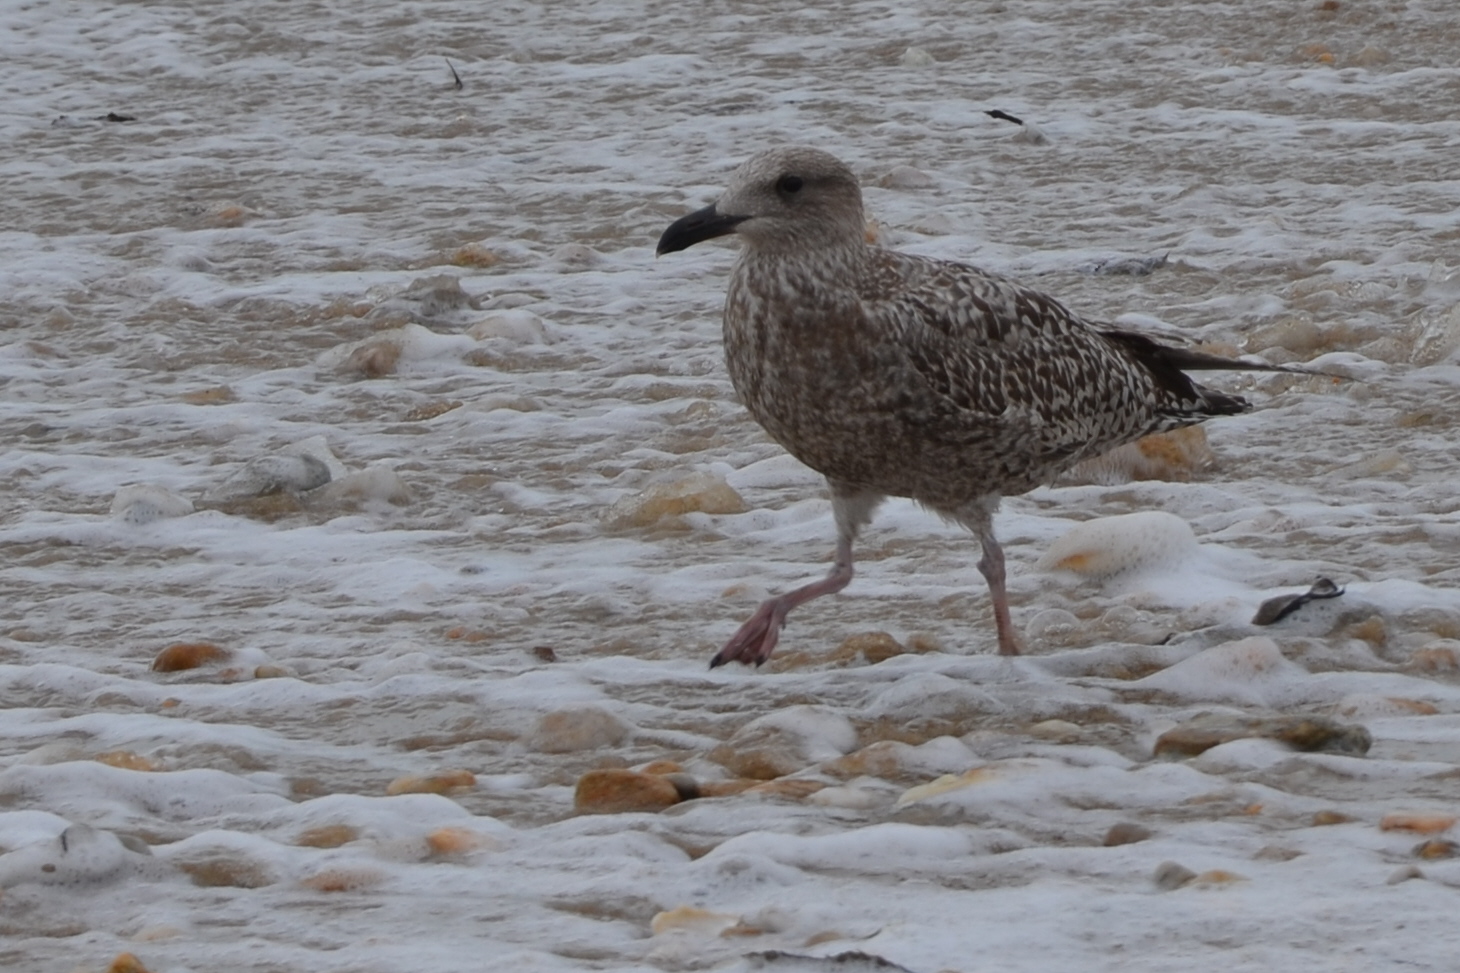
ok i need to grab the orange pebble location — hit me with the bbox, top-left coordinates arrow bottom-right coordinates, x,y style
385,770 -> 477,796
1380,812 -> 1457,834
152,642 -> 231,672
425,827 -> 487,854
107,954 -> 153,973
95,751 -> 160,772
300,867 -> 385,892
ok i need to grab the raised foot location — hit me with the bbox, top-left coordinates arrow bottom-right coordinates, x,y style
709,599 -> 786,668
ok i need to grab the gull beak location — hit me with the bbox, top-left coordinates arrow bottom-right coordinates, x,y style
656,204 -> 749,256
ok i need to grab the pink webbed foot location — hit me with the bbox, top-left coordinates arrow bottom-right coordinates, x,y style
709,598 -> 788,668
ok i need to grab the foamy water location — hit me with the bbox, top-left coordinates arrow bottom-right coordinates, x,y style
3,2 -> 1460,971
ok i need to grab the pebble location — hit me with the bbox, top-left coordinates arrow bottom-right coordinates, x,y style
651,905 -> 741,936
1037,511 -> 1198,578
300,866 -> 386,892
95,750 -> 161,772
1154,713 -> 1371,757
1312,810 -> 1354,826
1153,861 -> 1197,891
393,273 -> 480,319
152,642 -> 231,673
1191,869 -> 1247,886
1103,822 -> 1153,847
426,827 -> 497,855
177,854 -> 275,888
719,707 -> 857,778
527,706 -> 631,753
110,485 -> 195,524
606,471 -> 747,528
1386,865 -> 1424,885
1413,839 -> 1457,860
204,452 -> 332,502
448,243 -> 501,268
1380,812 -> 1457,835
1409,641 -> 1460,672
831,631 -> 909,665
385,770 -> 477,797
1063,426 -> 1213,485
574,769 -> 684,814
295,824 -> 359,848
1028,719 -> 1084,743
467,308 -> 550,344
895,767 -> 996,807
899,46 -> 935,67
106,954 -> 153,973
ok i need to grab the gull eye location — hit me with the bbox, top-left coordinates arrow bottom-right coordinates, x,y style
777,174 -> 804,195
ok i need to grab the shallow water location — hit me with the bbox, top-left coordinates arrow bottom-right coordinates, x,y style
3,2 -> 1460,972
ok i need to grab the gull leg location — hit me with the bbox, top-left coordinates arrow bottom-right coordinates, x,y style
960,500 -> 1023,656
710,486 -> 882,668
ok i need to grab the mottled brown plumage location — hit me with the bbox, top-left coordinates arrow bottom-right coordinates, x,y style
657,146 -> 1281,667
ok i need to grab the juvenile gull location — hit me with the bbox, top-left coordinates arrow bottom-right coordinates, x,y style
658,146 -> 1290,667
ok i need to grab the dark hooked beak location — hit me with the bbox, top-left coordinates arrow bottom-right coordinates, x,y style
655,204 -> 749,256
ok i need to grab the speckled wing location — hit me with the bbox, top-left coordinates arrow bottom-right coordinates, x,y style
859,251 -> 1236,478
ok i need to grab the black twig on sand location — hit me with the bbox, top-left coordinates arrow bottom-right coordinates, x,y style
446,57 -> 463,91
986,108 -> 1024,126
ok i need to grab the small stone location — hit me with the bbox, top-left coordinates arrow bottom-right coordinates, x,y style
1414,839 -> 1457,860
1192,869 -> 1247,885
532,645 -> 558,662
426,827 -> 494,855
1037,511 -> 1197,578
574,769 -> 683,814
296,825 -> 359,848
1065,426 -> 1214,485
706,745 -> 802,781
825,741 -> 916,780
449,243 -> 500,268
181,386 -> 236,405
385,769 -> 477,796
468,309 -> 549,344
831,631 -> 906,664
1312,810 -> 1353,826
651,905 -> 740,936
640,760 -> 684,775
527,706 -> 630,753
895,767 -> 997,807
344,338 -> 402,377
178,855 -> 275,888
1409,642 -> 1460,672
1254,846 -> 1302,862
744,779 -> 826,800
107,954 -> 154,973
1386,865 -> 1424,885
300,866 -> 386,892
553,242 -> 601,267
152,642 -> 231,672
698,779 -> 757,798
111,485 -> 195,524
1153,861 -> 1197,890
606,472 -> 747,528
94,751 -> 160,772
899,46 -> 935,67
1029,719 -> 1083,743
1154,714 -> 1371,757
1380,812 -> 1457,834
403,400 -> 463,422
1103,823 -> 1153,847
